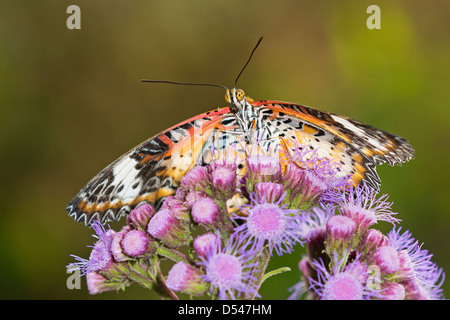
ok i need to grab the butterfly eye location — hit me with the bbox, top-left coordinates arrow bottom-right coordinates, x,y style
235,89 -> 245,101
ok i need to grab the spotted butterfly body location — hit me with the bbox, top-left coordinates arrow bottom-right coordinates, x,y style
66,89 -> 414,226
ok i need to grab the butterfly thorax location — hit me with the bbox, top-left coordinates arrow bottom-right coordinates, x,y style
225,88 -> 268,142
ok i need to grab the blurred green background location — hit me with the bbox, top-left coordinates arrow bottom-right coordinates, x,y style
1,0 -> 449,299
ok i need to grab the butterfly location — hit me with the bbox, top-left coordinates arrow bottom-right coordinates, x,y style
66,38 -> 414,226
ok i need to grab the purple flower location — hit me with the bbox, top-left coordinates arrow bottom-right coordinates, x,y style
180,166 -> 209,191
70,220 -> 115,275
233,192 -> 301,256
121,229 -> 151,257
210,165 -> 237,198
147,208 -> 191,248
68,221 -> 137,295
166,261 -> 208,296
126,203 -> 155,230
86,272 -> 115,295
293,205 -> 333,242
254,182 -> 284,203
191,196 -> 220,226
334,182 -> 400,230
388,227 -> 445,299
308,255 -> 383,300
382,282 -> 406,300
372,245 -> 400,275
326,215 -> 356,242
197,236 -> 259,300
282,143 -> 351,194
194,233 -> 220,258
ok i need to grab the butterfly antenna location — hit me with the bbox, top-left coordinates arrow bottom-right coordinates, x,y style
140,79 -> 228,90
234,37 -> 263,88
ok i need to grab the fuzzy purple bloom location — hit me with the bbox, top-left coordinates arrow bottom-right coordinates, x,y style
197,236 -> 259,300
334,182 -> 400,229
70,221 -> 115,275
293,205 -> 333,242
247,155 -> 282,179
233,192 -> 302,256
388,227 -> 445,299
309,255 -> 384,300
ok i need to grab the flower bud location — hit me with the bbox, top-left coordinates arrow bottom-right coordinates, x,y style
382,282 -> 406,300
373,245 -> 400,274
194,233 -> 220,258
185,190 -> 207,208
254,182 -> 284,203
127,203 -> 155,230
246,155 -> 282,188
360,229 -> 390,255
393,249 -> 415,280
325,215 -> 356,254
210,166 -> 236,199
282,163 -> 327,208
298,257 -> 314,279
180,166 -> 209,191
111,226 -> 131,262
166,261 -> 208,296
147,208 -> 191,248
340,203 -> 377,231
86,272 -> 117,295
121,229 -> 152,257
326,215 -> 356,241
161,196 -> 190,221
191,197 -> 220,226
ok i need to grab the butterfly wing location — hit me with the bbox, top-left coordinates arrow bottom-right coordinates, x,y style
252,100 -> 414,187
68,97 -> 414,225
66,107 -> 242,226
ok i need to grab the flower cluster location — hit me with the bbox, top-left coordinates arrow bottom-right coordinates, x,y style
68,144 -> 445,300
288,183 -> 445,300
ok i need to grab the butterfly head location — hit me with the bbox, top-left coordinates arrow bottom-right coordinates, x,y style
225,88 -> 254,114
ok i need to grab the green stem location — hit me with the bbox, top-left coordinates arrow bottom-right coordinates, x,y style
244,247 -> 271,300
154,261 -> 179,300
156,246 -> 193,264
261,267 -> 291,284
127,263 -> 151,289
